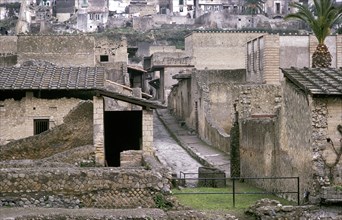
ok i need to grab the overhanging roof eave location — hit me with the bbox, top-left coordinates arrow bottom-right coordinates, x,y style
95,89 -> 166,109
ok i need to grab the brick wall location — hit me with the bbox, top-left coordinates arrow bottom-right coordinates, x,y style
93,96 -> 105,165
142,109 -> 154,154
263,34 -> 281,84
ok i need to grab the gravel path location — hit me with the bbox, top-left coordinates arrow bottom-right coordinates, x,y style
153,114 -> 202,186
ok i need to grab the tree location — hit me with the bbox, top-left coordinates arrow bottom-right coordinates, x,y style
285,0 -> 342,68
244,0 -> 265,15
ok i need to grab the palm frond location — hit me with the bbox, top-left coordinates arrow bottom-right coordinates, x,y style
285,0 -> 342,44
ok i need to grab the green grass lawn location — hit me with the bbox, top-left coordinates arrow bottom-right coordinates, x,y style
172,181 -> 296,218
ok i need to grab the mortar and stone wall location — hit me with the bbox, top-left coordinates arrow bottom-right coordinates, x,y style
0,162 -> 172,209
310,96 -> 342,202
129,4 -> 157,17
94,36 -> 128,84
0,95 -> 83,145
184,31 -> 264,70
0,36 -> 17,53
0,168 -> 169,209
236,79 -> 342,203
0,100 -> 94,160
236,83 -> 314,202
17,35 -> 96,66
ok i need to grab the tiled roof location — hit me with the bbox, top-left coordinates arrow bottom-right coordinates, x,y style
281,67 -> 342,95
0,66 -> 105,90
0,66 -> 166,109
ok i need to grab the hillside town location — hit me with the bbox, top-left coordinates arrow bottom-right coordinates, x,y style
0,0 -> 341,219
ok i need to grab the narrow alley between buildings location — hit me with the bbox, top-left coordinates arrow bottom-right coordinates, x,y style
153,112 -> 202,185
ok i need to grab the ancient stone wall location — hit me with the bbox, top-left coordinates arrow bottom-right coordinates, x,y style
0,100 -> 93,160
310,96 -> 342,200
94,35 -> 128,85
236,83 -> 313,201
129,4 -> 157,16
0,165 -> 171,209
133,16 -> 155,31
151,52 -> 192,66
184,31 -> 264,70
168,76 -> 192,124
0,36 -> 17,53
0,54 -> 17,66
246,199 -> 342,219
17,35 -> 95,66
0,95 -> 85,145
236,80 -> 342,203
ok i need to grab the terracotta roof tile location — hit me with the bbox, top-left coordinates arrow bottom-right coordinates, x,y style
281,67 -> 342,95
0,66 -> 105,90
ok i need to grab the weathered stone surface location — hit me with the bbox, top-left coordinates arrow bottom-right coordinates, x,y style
0,154 -> 172,209
198,167 -> 226,187
246,199 -> 342,219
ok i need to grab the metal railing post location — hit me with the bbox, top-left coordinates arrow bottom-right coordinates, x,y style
232,178 -> 236,208
297,177 -> 300,205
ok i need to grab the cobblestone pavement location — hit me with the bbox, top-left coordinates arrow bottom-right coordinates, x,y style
153,113 -> 202,185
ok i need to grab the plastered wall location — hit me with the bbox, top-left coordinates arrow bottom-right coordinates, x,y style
185,31 -> 264,70
0,96 -> 82,145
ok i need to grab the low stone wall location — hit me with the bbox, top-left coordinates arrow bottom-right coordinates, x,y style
321,186 -> 342,203
0,166 -> 171,209
203,114 -> 230,154
246,199 -> 342,219
0,208 -> 238,220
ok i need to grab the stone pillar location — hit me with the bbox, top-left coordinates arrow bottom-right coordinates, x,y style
142,109 -> 154,154
132,88 -> 142,111
160,69 -> 165,102
93,96 -> 105,166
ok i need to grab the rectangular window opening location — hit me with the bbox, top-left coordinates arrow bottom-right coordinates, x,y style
34,119 -> 49,135
100,55 -> 109,62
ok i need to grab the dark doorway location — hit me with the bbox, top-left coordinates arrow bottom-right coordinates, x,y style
104,111 -> 142,167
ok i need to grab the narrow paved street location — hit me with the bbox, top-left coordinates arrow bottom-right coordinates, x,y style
153,113 -> 202,184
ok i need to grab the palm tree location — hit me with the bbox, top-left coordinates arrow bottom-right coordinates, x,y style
285,0 -> 342,68
244,0 -> 265,27
244,0 -> 265,15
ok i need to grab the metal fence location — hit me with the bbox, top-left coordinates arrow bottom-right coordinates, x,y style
173,172 -> 300,207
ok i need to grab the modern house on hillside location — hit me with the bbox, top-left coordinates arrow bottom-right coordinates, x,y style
54,0 -> 76,22
77,0 -> 109,32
